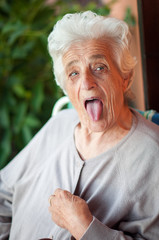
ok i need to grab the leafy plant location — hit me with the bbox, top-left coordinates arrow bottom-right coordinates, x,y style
124,7 -> 136,26
0,0 -> 135,169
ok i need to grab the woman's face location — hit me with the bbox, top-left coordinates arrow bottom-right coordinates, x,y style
63,39 -> 127,132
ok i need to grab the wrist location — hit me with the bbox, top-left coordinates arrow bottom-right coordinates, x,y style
69,215 -> 93,240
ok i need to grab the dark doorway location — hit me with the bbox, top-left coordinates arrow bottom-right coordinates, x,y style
137,0 -> 159,111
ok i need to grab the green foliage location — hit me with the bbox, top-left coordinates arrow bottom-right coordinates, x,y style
0,0 -> 135,169
124,7 -> 136,26
0,0 -> 60,169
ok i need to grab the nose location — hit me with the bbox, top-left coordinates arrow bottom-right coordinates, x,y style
81,70 -> 97,90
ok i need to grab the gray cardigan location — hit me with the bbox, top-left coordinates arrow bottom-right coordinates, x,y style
0,109 -> 159,240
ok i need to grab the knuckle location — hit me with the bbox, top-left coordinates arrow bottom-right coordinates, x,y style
54,188 -> 62,195
64,190 -> 72,199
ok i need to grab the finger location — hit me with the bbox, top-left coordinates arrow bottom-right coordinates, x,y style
49,195 -> 55,206
54,188 -> 63,195
48,206 -> 53,213
63,190 -> 73,198
54,188 -> 72,199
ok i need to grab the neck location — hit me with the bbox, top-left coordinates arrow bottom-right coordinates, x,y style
75,106 -> 132,160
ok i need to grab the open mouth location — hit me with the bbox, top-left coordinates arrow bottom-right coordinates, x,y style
85,98 -> 103,121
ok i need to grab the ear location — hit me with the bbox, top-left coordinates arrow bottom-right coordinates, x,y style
122,71 -> 132,91
122,77 -> 129,91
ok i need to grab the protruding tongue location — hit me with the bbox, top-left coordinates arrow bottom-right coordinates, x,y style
86,99 -> 103,121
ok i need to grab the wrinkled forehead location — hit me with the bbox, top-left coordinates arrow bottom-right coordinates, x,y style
62,39 -> 113,68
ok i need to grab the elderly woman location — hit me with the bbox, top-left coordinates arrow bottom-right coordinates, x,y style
0,11 -> 159,240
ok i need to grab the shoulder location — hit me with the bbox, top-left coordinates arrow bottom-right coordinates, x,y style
132,109 -> 159,145
22,108 -> 79,154
122,109 -> 159,176
120,109 -> 159,167
0,109 -> 79,186
47,108 -> 79,131
119,110 -> 159,200
33,108 -> 79,147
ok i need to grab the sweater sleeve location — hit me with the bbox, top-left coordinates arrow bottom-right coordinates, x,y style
0,117 -> 53,240
0,173 -> 12,240
0,110 -> 78,240
80,217 -> 142,240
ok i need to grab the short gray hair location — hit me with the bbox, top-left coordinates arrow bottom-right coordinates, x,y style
48,11 -> 136,99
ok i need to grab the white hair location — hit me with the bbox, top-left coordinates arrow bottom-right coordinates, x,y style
48,11 -> 137,100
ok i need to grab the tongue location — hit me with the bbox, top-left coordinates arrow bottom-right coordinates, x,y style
86,99 -> 103,121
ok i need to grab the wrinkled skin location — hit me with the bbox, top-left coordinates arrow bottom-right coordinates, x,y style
49,39 -> 132,239
49,189 -> 93,240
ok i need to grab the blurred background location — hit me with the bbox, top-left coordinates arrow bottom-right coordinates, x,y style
0,0 -> 158,169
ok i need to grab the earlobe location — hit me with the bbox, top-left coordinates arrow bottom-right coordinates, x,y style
122,72 -> 132,91
122,78 -> 129,91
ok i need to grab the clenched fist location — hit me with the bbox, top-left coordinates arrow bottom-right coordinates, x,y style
49,188 -> 93,240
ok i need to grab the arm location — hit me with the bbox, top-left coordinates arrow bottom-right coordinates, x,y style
49,189 -> 157,240
80,218 -> 135,240
0,172 -> 12,240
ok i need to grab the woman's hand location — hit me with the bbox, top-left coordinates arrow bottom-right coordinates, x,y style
49,188 -> 93,240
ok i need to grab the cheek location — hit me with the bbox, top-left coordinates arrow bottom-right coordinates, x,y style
103,76 -> 123,98
66,81 -> 80,106
101,80 -> 115,100
67,88 -> 79,110
101,79 -> 123,116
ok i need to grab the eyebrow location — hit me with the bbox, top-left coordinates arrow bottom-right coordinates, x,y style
90,54 -> 110,69
65,54 -> 109,70
66,60 -> 79,69
89,54 -> 106,61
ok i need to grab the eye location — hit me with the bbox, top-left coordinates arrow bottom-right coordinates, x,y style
70,72 -> 78,77
93,63 -> 109,74
96,66 -> 105,71
68,70 -> 79,81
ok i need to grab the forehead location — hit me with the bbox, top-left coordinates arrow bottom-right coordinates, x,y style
62,39 -> 112,67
